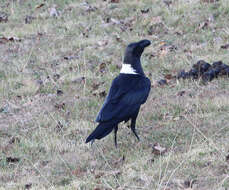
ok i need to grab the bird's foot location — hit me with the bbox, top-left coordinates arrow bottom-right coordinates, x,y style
132,130 -> 140,141
90,139 -> 95,146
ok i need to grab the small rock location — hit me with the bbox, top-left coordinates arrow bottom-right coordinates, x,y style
221,44 -> 229,49
57,89 -> 63,96
189,68 -> 199,79
54,102 -> 65,110
36,79 -> 43,85
177,70 -> 190,79
202,69 -> 218,82
193,60 -> 211,73
163,0 -> 172,7
202,72 -> 213,82
25,183 -> 32,189
25,15 -> 35,24
177,90 -> 185,96
6,157 -> 20,163
72,77 -> 85,84
212,61 -> 223,68
152,143 -> 167,155
53,74 -> 60,81
9,137 -> 20,144
226,154 -> 229,163
110,0 -> 120,3
80,2 -> 97,12
49,6 -> 59,17
0,104 -> 10,113
0,12 -> 8,22
141,8 -> 150,14
64,55 -> 79,60
157,79 -> 167,86
223,67 -> 229,76
184,179 -> 197,188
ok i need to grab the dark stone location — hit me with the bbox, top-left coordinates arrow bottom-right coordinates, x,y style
193,60 -> 211,75
194,60 -> 207,67
6,157 -> 20,163
212,61 -> 223,68
211,67 -> 221,77
222,67 -> 229,76
0,12 -> 8,23
189,68 -> 199,79
25,183 -> 32,189
177,70 -> 191,79
177,59 -> 229,81
25,15 -> 35,24
217,63 -> 229,76
201,63 -> 211,72
202,71 -> 215,82
177,70 -> 186,79
57,89 -> 63,96
202,67 -> 220,82
157,79 -> 167,85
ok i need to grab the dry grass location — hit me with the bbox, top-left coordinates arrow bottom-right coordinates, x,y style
0,0 -> 229,189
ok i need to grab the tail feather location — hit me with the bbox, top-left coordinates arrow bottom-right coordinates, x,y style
86,123 -> 115,143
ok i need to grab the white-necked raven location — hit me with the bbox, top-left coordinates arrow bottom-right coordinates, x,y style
86,39 -> 151,147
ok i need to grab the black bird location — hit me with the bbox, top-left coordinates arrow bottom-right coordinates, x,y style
86,39 -> 151,147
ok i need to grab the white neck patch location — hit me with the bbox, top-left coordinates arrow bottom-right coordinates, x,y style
120,64 -> 137,74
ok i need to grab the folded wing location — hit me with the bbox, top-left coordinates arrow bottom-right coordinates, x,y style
96,75 -> 151,123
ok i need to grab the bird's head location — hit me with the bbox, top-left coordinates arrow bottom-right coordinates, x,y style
121,39 -> 151,75
124,39 -> 151,62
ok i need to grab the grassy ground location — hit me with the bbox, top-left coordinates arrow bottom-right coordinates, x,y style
0,0 -> 229,189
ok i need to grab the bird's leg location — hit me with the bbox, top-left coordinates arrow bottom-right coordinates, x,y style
114,126 -> 118,148
130,117 -> 140,141
90,139 -> 95,146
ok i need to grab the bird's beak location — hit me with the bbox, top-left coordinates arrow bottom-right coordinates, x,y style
139,39 -> 151,48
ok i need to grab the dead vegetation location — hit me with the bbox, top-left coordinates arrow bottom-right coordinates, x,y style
0,0 -> 229,189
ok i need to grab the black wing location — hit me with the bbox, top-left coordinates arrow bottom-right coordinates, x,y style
96,75 -> 151,123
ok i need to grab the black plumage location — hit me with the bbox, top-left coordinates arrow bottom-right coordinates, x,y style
86,39 -> 151,147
